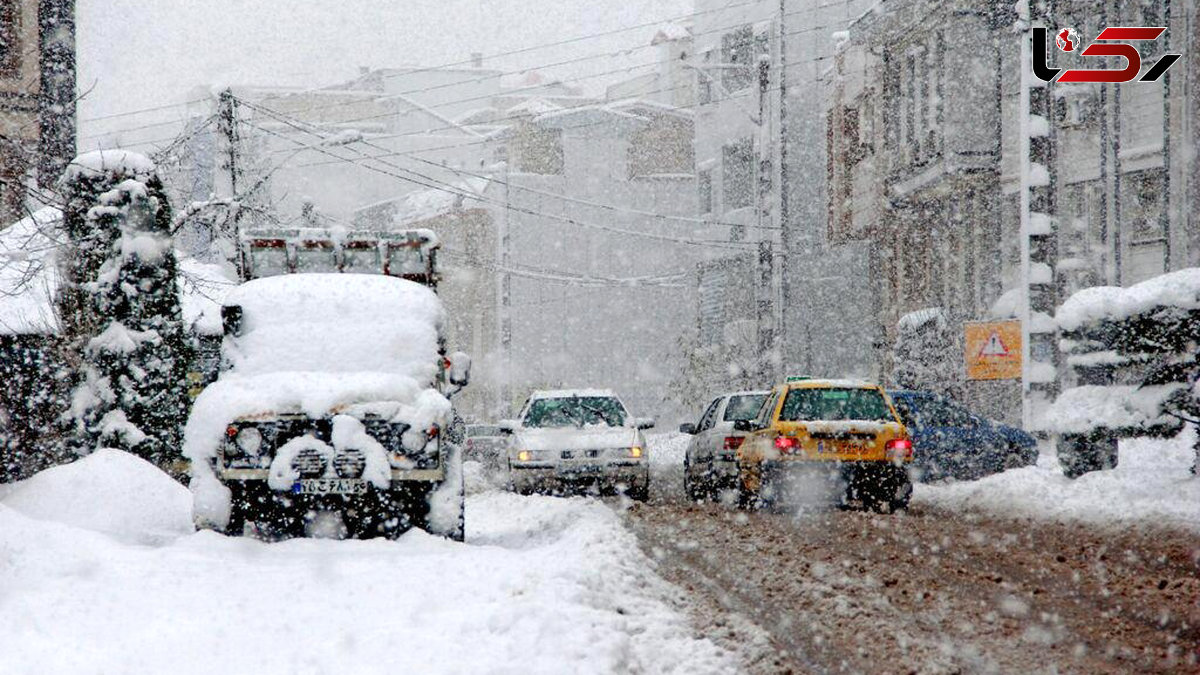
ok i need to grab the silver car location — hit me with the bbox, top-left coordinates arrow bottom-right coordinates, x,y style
680,390 -> 770,501
503,389 -> 655,501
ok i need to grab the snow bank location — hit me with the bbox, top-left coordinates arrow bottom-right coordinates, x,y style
0,490 -> 735,674
1057,267 -> 1200,331
915,429 -> 1200,533
2,449 -> 192,542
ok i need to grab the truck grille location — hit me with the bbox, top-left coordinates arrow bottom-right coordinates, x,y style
333,449 -> 367,479
292,447 -> 327,478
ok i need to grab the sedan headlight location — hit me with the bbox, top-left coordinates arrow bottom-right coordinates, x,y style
236,427 -> 263,456
516,450 -> 533,462
628,446 -> 644,459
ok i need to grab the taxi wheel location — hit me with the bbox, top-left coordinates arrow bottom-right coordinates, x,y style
736,462 -> 762,509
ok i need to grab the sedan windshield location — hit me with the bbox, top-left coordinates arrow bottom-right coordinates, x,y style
779,388 -> 895,423
523,396 -> 628,428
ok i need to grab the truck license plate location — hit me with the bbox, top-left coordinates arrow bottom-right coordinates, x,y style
294,478 -> 367,495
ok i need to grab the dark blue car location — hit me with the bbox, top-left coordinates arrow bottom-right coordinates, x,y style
887,391 -> 1038,481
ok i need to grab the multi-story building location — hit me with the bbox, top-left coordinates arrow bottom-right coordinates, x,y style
0,0 -> 75,225
487,100 -> 705,416
827,0 -> 1199,424
691,0 -> 876,385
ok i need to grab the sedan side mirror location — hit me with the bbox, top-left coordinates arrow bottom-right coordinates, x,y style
633,417 -> 656,430
678,422 -> 697,435
498,419 -> 519,434
732,419 -> 755,432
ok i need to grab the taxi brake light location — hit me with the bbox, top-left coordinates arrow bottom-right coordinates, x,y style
885,438 -> 914,460
774,436 -> 798,453
723,436 -> 745,450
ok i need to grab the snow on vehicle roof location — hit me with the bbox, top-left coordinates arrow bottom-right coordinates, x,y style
1056,267 -> 1200,332
222,273 -> 443,378
786,378 -> 881,389
529,388 -> 620,400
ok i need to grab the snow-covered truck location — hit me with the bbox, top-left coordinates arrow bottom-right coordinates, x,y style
184,228 -> 471,539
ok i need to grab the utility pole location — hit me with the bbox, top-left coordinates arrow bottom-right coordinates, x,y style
498,160 -> 513,416
215,89 -> 243,266
1018,5 -> 1059,431
777,0 -> 792,378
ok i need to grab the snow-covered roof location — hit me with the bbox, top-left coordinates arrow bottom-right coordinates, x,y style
897,307 -> 945,332
533,104 -> 644,132
1056,268 -> 1200,332
606,98 -> 694,120
0,206 -> 63,336
651,22 -> 692,44
989,288 -> 1022,320
504,98 -> 562,117
787,378 -> 881,389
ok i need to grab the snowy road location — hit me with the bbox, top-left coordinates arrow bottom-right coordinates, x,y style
0,452 -> 734,675
627,433 -> 1200,673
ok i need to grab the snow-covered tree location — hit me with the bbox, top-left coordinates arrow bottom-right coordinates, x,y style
58,151 -> 191,467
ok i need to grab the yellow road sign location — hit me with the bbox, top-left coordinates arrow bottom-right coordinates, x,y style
965,320 -> 1022,380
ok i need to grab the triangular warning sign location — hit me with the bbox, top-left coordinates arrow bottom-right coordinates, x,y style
978,331 -> 1011,358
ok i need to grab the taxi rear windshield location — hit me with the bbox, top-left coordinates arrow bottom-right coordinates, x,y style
779,388 -> 895,423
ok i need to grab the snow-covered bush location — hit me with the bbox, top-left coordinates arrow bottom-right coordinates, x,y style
1048,268 -> 1200,476
58,151 -> 191,469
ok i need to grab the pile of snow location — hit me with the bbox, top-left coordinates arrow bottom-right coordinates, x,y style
0,489 -> 735,673
1041,384 -> 1184,434
915,429 -> 1200,533
2,449 -> 192,542
1057,267 -> 1200,331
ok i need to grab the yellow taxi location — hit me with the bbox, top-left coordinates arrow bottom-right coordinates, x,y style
732,378 -> 914,512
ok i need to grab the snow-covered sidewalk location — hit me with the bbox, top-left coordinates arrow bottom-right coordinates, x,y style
915,429 -> 1200,533
0,451 -> 734,674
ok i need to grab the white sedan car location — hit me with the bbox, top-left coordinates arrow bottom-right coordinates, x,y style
502,389 -> 654,500
680,390 -> 770,501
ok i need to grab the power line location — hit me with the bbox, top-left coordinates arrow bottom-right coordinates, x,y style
239,115 -> 752,251
241,98 -> 776,233
247,11 -> 847,132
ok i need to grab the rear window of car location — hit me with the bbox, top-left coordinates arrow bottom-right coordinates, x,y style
779,387 -> 895,423
467,425 -> 501,437
723,394 -> 767,421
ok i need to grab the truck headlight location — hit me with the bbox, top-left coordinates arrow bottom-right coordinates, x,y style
236,427 -> 263,456
628,446 -> 644,459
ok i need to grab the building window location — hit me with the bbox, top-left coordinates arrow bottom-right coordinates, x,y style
698,170 -> 713,214
722,138 -> 753,211
1124,170 -> 1166,241
0,0 -> 20,78
721,26 -> 756,93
